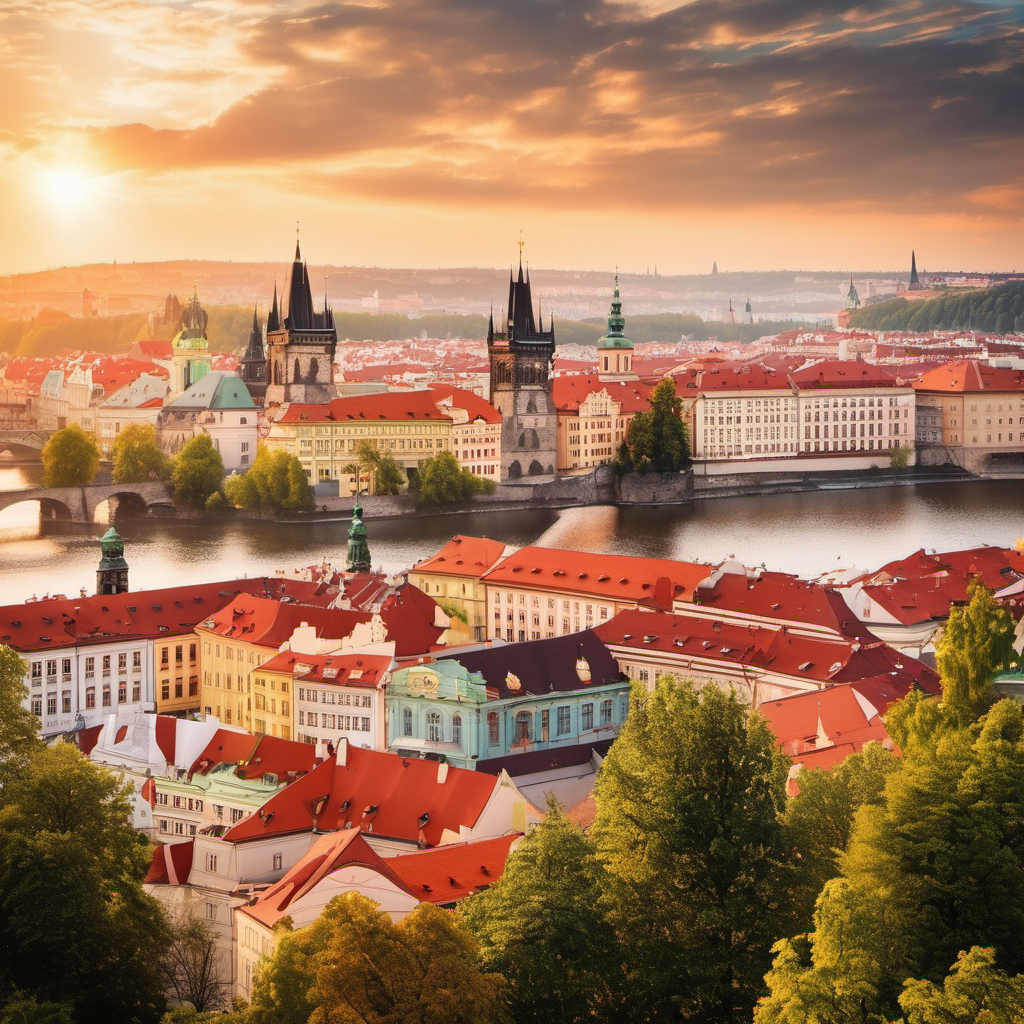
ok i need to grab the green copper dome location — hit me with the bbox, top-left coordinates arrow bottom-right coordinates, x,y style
598,275 -> 634,350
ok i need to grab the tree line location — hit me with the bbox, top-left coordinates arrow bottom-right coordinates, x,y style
848,280 -> 1024,334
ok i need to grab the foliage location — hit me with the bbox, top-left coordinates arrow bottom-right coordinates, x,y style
616,377 -> 692,473
417,450 -> 495,507
0,744 -> 169,1024
0,646 -> 41,788
461,800 -> 624,1024
784,742 -> 901,928
899,946 -> 1024,1024
0,994 -> 74,1024
41,425 -> 100,487
756,698 -> 1024,1023
437,598 -> 469,625
224,446 -> 313,512
161,916 -> 226,1013
171,434 -> 224,510
354,441 -> 406,496
889,443 -> 912,469
592,678 -> 792,1023
247,893 -> 504,1024
4,312 -> 149,359
110,424 -> 171,483
848,280 -> 1024,334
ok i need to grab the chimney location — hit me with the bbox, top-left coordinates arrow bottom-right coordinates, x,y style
336,736 -> 348,766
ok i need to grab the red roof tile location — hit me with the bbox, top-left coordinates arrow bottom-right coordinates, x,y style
413,536 -> 508,579
552,376 -> 655,413
145,839 -> 195,885
788,360 -> 901,390
189,730 -> 320,781
914,360 -> 1024,394
277,390 -> 453,424
383,833 -> 521,903
427,384 -> 502,424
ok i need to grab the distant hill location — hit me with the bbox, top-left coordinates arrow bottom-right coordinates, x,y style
848,281 -> 1024,333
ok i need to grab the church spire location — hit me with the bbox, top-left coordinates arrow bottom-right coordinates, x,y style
909,250 -> 921,290
267,282 -> 280,333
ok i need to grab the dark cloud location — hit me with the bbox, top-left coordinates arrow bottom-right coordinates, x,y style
67,0 -> 1024,215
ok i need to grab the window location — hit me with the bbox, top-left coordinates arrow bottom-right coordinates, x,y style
102,685 -> 111,707
557,706 -> 571,735
402,707 -> 413,736
118,683 -> 127,704
272,853 -> 282,871
133,651 -> 141,669
453,714 -> 463,747
231,808 -> 245,823
307,712 -> 317,728
62,658 -> 72,675
85,687 -> 96,709
31,662 -> 42,680
205,853 -> 218,872
514,711 -> 532,744
62,691 -> 71,713
600,699 -> 613,726
582,702 -> 594,730
84,657 -> 94,677
206,903 -> 217,921
46,659 -> 57,677
487,712 -> 499,745
102,655 -> 111,674
118,653 -> 127,671
426,711 -> 442,742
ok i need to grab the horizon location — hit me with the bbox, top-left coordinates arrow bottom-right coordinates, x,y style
3,0 -> 1022,277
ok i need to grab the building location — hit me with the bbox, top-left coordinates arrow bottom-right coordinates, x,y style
387,630 -> 628,770
427,383 -> 502,482
95,372 -> 168,451
158,371 -> 259,472
487,262 -> 557,479
554,376 -> 654,472
913,360 -> 1024,473
263,242 -> 338,406
596,277 -> 638,383
238,307 -> 267,405
409,535 -> 509,640
169,288 -> 212,399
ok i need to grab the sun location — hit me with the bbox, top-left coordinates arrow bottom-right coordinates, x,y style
40,170 -> 92,209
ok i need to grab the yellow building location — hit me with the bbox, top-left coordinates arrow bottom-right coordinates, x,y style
554,377 -> 653,472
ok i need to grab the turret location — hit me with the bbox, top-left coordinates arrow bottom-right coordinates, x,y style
96,527 -> 129,595
597,274 -> 638,382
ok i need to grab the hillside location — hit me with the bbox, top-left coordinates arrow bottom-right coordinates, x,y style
848,280 -> 1024,333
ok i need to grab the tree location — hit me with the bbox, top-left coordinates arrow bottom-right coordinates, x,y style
248,893 -> 504,1024
354,441 -> 406,495
161,916 -> 226,1013
937,580 -> 1018,726
41,424 -> 100,487
417,450 -> 495,507
224,447 -> 312,513
461,800 -> 624,1024
616,377 -> 691,473
899,947 -> 1024,1024
0,744 -> 169,1024
592,678 -> 791,1023
171,434 -> 224,510
889,443 -> 912,469
0,646 -> 41,788
110,424 -> 172,483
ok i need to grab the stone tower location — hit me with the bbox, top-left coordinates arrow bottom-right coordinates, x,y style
264,240 -> 338,406
488,261 -> 557,479
597,276 -> 638,383
96,527 -> 129,595
169,288 -> 212,399
239,305 -> 267,404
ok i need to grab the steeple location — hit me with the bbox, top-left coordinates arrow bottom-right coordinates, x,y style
267,283 -> 280,333
744,296 -> 753,323
507,259 -> 538,340
96,527 -> 129,595
597,273 -> 637,382
909,250 -> 921,291
711,260 -> 719,275
284,239 -> 316,329
845,277 -> 861,311
240,304 -> 267,402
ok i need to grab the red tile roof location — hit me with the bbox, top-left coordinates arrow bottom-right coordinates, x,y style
914,360 -> 1024,394
145,839 -> 195,885
427,384 -> 502,424
552,376 -> 655,413
382,833 -> 521,903
189,729 -> 320,781
788,360 -> 901,390
413,536 -> 508,579
681,362 -> 793,392
482,545 -> 714,608
223,744 -> 506,847
277,390 -> 453,424
378,583 -> 446,657
256,650 -> 391,688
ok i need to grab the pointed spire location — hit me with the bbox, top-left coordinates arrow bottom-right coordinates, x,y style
251,304 -> 259,333
267,282 -> 280,333
909,249 -> 921,290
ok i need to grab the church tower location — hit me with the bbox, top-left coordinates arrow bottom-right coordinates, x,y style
845,277 -> 861,311
169,288 -> 212,398
264,240 -> 338,406
96,527 -> 129,595
909,250 -> 922,291
597,276 -> 638,382
488,258 -> 557,479
239,306 -> 267,404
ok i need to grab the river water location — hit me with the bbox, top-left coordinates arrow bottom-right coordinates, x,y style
0,465 -> 1021,605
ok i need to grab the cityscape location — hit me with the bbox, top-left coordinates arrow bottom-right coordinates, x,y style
2,1 -> 1024,1023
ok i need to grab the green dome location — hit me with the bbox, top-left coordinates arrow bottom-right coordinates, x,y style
598,276 -> 633,350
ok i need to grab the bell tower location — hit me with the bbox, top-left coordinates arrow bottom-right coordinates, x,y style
96,527 -> 129,595
597,275 -> 638,383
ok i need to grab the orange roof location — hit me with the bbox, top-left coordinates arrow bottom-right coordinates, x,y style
788,360 -> 902,390
552,375 -> 655,413
189,729 -> 320,781
277,390 -> 453,424
684,362 -> 793,392
382,833 -> 522,903
223,745 -> 506,847
482,545 -> 713,607
145,839 -> 195,885
913,360 -> 1024,394
413,535 -> 508,579
428,384 -> 502,424
257,650 -> 391,688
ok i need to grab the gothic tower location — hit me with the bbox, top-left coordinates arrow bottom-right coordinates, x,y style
597,276 -> 638,383
488,260 -> 557,479
845,277 -> 861,311
909,250 -> 922,291
239,305 -> 267,404
96,527 -> 129,595
264,240 -> 338,406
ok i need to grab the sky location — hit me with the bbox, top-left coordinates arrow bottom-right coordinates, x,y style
2,0 -> 1023,276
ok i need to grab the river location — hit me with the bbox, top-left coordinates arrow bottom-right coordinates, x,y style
0,466 -> 1021,604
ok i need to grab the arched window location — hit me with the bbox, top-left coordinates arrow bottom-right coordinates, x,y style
402,707 -> 413,737
427,711 -> 442,743
514,710 -> 532,744
487,712 -> 499,745
452,714 -> 462,747
240,417 -> 247,425
309,357 -> 319,382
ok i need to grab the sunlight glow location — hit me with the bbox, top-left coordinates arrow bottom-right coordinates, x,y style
40,170 -> 92,209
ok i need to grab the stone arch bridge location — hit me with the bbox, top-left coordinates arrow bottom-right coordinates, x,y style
0,481 -> 173,523
0,430 -> 51,455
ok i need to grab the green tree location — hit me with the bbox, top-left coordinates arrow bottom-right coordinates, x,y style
461,800 -> 624,1024
224,447 -> 312,513
417,450 -> 495,507
899,947 -> 1024,1024
354,441 -> 406,495
0,744 -> 169,1024
937,580 -> 1018,726
616,377 -> 692,473
110,424 -> 171,483
889,443 -> 912,469
592,678 -> 791,1023
41,424 -> 100,487
171,434 -> 224,510
248,893 -> 504,1024
0,646 -> 41,788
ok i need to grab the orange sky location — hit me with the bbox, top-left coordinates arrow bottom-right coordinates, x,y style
2,0 -> 1022,276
